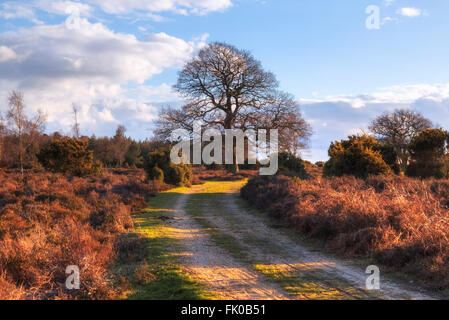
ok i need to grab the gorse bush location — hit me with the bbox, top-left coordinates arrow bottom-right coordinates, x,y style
241,175 -> 449,290
37,138 -> 102,177
315,161 -> 325,168
151,166 -> 164,183
277,152 -> 308,178
407,128 -> 449,179
143,148 -> 192,186
323,135 -> 392,178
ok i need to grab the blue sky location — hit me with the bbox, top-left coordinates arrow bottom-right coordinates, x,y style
1,0 -> 449,162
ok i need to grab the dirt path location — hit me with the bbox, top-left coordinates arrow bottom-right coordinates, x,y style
170,186 -> 291,300
163,181 -> 436,300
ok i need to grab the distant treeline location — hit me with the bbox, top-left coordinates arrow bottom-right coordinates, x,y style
0,124 -> 165,170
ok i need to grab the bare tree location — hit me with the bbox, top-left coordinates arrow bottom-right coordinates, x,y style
156,42 -> 311,171
113,125 -> 130,167
72,104 -> 80,139
6,91 -> 46,175
0,113 -> 5,166
369,109 -> 433,172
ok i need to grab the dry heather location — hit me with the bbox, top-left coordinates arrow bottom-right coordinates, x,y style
241,175 -> 449,290
0,168 -> 161,300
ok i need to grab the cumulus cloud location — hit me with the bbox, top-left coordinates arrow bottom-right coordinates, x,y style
301,84 -> 449,109
300,84 -> 449,162
87,0 -> 233,15
0,19 -> 206,137
35,0 -> 93,16
0,2 -> 44,24
397,7 -> 422,17
0,0 -> 233,26
0,46 -> 18,63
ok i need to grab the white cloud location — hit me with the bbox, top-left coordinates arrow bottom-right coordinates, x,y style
35,0 -> 93,16
87,0 -> 233,15
381,17 -> 398,26
0,2 -> 43,24
397,7 -> 422,17
0,0 -> 232,25
0,19 -> 206,83
0,19 -> 207,136
301,83 -> 449,109
0,46 -> 18,63
300,83 -> 449,162
384,0 -> 395,7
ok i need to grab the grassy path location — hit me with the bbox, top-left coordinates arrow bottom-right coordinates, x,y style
118,180 -> 435,300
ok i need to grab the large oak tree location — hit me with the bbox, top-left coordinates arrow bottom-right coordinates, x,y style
156,42 -> 311,171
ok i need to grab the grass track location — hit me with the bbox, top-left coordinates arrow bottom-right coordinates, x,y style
116,191 -> 213,300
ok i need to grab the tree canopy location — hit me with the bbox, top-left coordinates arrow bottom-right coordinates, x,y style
369,109 -> 433,172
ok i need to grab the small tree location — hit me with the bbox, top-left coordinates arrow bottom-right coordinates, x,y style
72,104 -> 81,139
144,147 -> 192,186
151,166 -> 164,182
37,138 -> 102,176
277,152 -> 308,178
0,114 -> 5,166
125,141 -> 141,167
112,125 -> 131,167
323,135 -> 392,179
369,109 -> 433,172
406,129 -> 449,179
6,91 -> 46,175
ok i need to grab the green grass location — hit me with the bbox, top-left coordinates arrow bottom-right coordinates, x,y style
114,191 -> 213,300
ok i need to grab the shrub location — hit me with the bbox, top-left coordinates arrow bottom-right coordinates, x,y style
323,135 -> 392,179
277,152 -> 308,178
37,138 -> 102,177
133,261 -> 156,284
151,166 -> 164,182
406,129 -> 449,179
315,161 -> 325,168
144,148 -> 192,186
376,143 -> 400,174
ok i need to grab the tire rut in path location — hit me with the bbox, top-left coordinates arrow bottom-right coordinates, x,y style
170,186 -> 292,300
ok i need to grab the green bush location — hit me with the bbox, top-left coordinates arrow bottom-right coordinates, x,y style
406,128 -> 449,179
376,143 -> 400,174
37,138 -> 102,176
323,135 -> 392,179
151,166 -> 164,182
277,152 -> 308,179
315,161 -> 325,168
144,148 -> 192,186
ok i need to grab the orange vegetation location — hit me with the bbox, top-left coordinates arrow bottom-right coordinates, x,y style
242,175 -> 449,290
0,168 -> 161,299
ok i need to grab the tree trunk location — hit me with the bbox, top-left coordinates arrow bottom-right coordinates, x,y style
19,134 -> 23,176
224,119 -> 239,173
